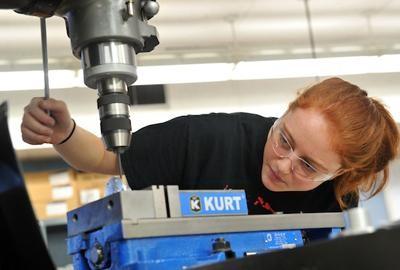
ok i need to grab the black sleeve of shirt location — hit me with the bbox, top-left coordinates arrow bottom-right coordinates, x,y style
121,116 -> 189,190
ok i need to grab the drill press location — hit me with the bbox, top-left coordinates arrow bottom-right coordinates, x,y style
0,0 -> 160,176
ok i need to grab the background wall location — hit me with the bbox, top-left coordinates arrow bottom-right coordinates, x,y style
4,73 -> 400,151
0,0 -> 399,227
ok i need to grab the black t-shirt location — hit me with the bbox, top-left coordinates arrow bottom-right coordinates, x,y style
122,112 -> 343,214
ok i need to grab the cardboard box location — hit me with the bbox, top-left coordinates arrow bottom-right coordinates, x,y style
24,170 -> 116,218
32,197 -> 79,220
24,169 -> 78,220
24,170 -> 76,203
75,172 -> 111,205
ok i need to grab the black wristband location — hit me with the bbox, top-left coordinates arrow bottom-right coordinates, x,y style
58,119 -> 76,145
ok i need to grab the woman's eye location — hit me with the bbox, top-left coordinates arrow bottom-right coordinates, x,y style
301,161 -> 316,173
279,133 -> 290,148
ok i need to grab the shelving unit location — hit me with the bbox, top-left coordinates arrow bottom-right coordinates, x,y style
39,218 -> 71,268
18,149 -> 73,268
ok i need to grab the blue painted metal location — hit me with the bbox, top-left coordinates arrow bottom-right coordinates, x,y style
329,228 -> 342,239
67,224 -> 304,270
179,191 -> 248,216
66,188 -> 343,269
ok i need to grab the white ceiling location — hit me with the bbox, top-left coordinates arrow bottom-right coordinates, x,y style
1,0 -> 400,153
1,0 -> 400,69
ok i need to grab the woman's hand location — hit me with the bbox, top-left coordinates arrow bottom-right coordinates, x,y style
21,97 -> 73,145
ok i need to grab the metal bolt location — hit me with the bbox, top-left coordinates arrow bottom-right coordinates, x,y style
90,243 -> 104,267
126,0 -> 135,17
142,0 -> 159,19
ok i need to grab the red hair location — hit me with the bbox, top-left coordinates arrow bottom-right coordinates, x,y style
288,77 -> 399,209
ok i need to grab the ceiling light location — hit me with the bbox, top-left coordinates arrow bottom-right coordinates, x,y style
258,49 -> 286,56
1,54 -> 400,91
182,52 -> 220,59
290,47 -> 324,55
135,63 -> 235,85
0,59 -> 10,65
232,54 -> 400,80
329,45 -> 363,53
0,70 -> 79,91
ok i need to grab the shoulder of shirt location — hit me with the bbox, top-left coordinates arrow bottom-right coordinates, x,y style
136,113 -> 277,133
175,112 -> 276,122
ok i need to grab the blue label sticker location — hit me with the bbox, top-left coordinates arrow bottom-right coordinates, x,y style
179,190 -> 248,216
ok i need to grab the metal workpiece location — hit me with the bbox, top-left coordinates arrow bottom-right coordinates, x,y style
166,185 -> 182,217
341,207 -> 374,236
67,185 -> 167,237
120,212 -> 345,239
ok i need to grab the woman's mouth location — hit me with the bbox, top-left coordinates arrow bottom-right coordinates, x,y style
268,165 -> 287,185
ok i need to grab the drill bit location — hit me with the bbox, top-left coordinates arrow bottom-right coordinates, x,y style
117,152 -> 123,180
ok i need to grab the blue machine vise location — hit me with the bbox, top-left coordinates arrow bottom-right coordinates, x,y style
66,186 -> 343,269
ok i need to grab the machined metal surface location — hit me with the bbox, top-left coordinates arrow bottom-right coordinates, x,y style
67,186 -> 167,237
101,129 -> 132,151
167,185 -> 182,217
120,212 -> 345,239
97,77 -> 128,94
82,42 -> 137,89
99,103 -> 130,119
56,0 -> 159,57
68,187 -> 345,238
96,76 -> 132,152
342,207 -> 374,236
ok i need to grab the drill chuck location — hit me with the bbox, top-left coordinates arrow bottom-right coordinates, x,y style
97,77 -> 132,153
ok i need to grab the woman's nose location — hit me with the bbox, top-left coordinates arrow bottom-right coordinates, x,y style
276,156 -> 293,175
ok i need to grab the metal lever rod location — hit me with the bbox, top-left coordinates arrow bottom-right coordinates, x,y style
40,18 -> 50,101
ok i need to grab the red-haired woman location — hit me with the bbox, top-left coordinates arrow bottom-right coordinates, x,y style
21,77 -> 399,214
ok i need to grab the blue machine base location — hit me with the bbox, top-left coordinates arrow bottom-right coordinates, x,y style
67,222 -> 311,270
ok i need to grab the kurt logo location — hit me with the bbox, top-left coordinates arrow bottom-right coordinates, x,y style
190,195 -> 201,212
181,191 -> 248,216
204,196 -> 243,211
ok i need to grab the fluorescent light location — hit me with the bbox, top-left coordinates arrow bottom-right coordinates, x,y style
135,63 -> 235,85
330,45 -> 363,53
14,58 -> 57,65
182,52 -> 220,59
0,70 -> 79,91
1,54 -> 400,91
258,49 -> 286,56
290,47 -> 325,55
138,54 -> 177,61
232,54 -> 400,80
0,59 -> 10,65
